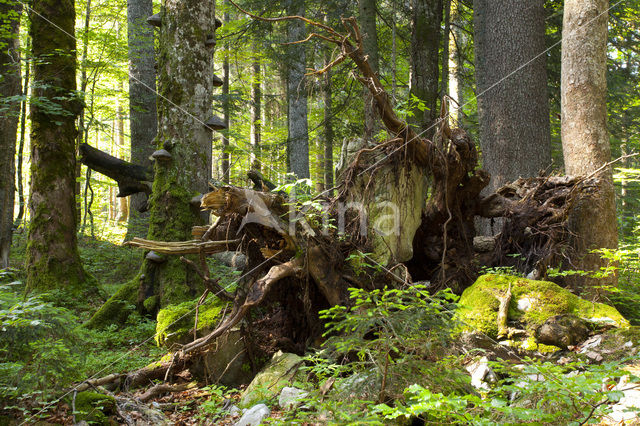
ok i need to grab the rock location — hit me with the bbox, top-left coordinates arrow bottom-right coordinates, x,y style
74,392 -> 117,425
473,236 -> 496,253
196,328 -> 255,387
116,397 -> 170,425
456,274 -> 628,339
228,404 -> 242,417
240,351 -> 303,407
465,356 -> 497,390
234,403 -> 271,426
278,386 -> 308,410
334,371 -> 382,400
608,375 -> 640,424
534,314 -> 590,349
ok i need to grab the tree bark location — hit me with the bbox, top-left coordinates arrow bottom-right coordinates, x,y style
286,0 -> 309,179
323,54 -> 334,193
561,0 -> 617,295
126,0 -> 157,238
250,42 -> 261,171
15,35 -> 29,226
473,0 -> 552,195
221,0 -> 230,183
0,0 -> 21,268
26,0 -> 88,292
409,0 -> 442,135
140,0 -> 216,309
358,0 -> 379,141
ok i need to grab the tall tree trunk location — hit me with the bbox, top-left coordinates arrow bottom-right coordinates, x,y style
76,0 -> 91,227
250,43 -> 261,171
473,0 -> 551,194
409,0 -> 442,135
138,0 -> 216,310
116,88 -> 128,223
26,0 -> 88,291
15,35 -> 29,227
447,0 -> 462,125
440,0 -> 451,100
286,0 -> 309,179
561,0 -> 617,294
323,54 -> 334,194
126,0 -> 157,238
221,0 -> 230,183
358,0 -> 379,141
0,0 -> 21,268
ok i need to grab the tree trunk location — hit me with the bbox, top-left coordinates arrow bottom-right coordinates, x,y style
76,0 -> 91,227
0,0 -> 21,268
473,0 -> 552,194
358,0 -> 379,141
447,0 -> 462,125
26,0 -> 88,292
409,0 -> 442,135
126,0 -> 157,238
221,0 -> 230,183
250,43 -> 261,171
15,35 -> 29,227
561,0 -> 617,295
137,0 -> 216,310
286,0 -> 309,179
323,51 -> 334,194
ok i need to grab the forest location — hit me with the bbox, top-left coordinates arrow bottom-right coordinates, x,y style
1,0 -> 640,424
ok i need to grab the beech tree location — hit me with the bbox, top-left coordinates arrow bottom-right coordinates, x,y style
561,0 -> 617,293
0,0 -> 21,268
88,0 -> 218,325
26,0 -> 89,291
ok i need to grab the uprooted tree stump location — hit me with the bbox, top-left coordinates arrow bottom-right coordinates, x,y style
85,14 -> 616,391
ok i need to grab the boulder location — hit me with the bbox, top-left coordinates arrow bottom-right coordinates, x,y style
534,314 -> 590,349
457,274 -> 628,340
278,386 -> 309,410
234,403 -> 271,426
240,351 -> 303,407
73,392 -> 117,425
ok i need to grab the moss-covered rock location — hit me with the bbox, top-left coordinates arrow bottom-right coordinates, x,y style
85,276 -> 139,329
239,351 -> 303,408
457,274 -> 628,339
73,391 -> 117,425
155,295 -> 228,347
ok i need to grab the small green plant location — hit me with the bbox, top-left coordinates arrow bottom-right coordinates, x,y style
196,384 -> 238,421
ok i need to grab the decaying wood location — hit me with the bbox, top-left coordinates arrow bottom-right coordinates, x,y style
124,238 -> 239,255
79,143 -> 153,197
137,383 -> 192,402
496,283 -> 512,340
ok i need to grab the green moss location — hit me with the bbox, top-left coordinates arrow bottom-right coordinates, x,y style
85,276 -> 139,329
239,351 -> 303,408
520,336 -> 561,353
73,392 -> 116,425
143,295 -> 158,312
457,274 -> 629,339
155,295 -> 228,347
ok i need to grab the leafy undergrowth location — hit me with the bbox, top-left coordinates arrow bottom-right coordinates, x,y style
1,226 -> 163,423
